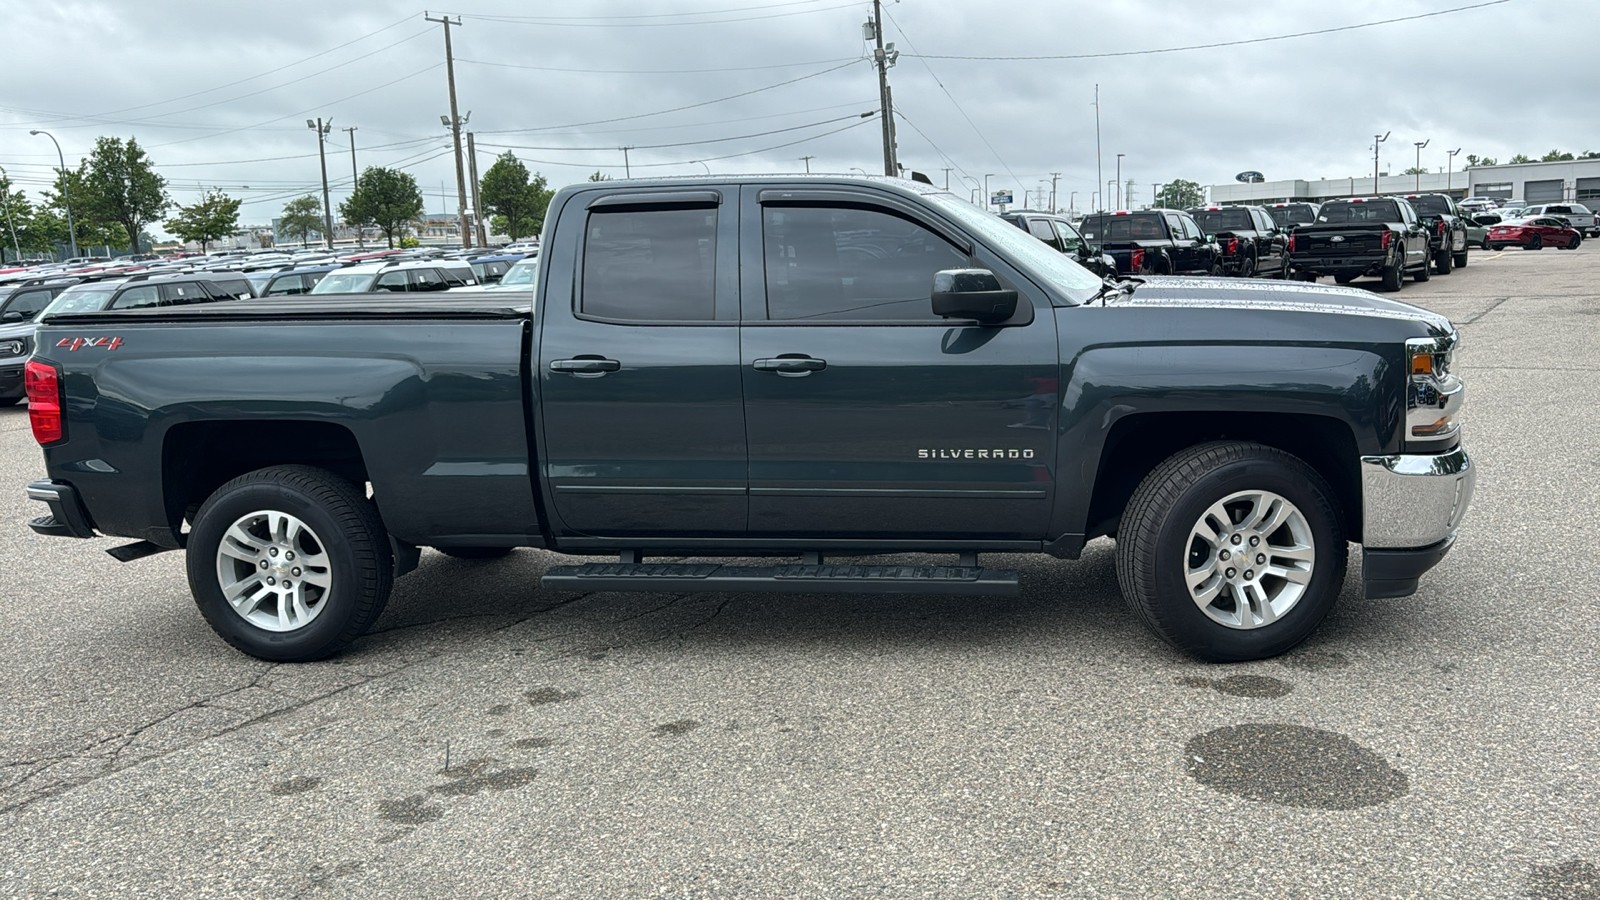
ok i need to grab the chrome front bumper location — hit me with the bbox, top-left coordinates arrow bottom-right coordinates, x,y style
1360,446 -> 1475,548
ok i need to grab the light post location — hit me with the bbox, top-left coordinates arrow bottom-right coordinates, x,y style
1446,148 -> 1460,194
695,161 -> 711,175
1151,183 -> 1164,209
984,174 -> 994,208
1090,191 -> 1099,213
1107,180 -> 1117,212
1068,191 -> 1078,216
307,118 -> 334,250
1115,153 -> 1125,211
1372,131 -> 1390,196
0,164 -> 21,262
850,167 -> 867,176
29,129 -> 77,259
1413,139 -> 1429,191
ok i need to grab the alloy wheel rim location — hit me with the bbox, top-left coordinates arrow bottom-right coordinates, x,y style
1184,490 -> 1315,630
214,510 -> 334,632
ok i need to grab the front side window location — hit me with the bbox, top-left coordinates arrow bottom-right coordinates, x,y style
3,289 -> 54,319
412,269 -> 447,292
1052,220 -> 1084,253
109,285 -> 161,310
266,275 -> 307,296
581,207 -> 716,321
440,266 -> 471,286
163,282 -> 212,304
310,272 -> 374,294
762,205 -> 968,321
373,271 -> 410,292
42,288 -> 116,315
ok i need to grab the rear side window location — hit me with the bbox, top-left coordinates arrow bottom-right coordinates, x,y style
762,205 -> 967,322
165,282 -> 214,304
1052,220 -> 1084,253
581,207 -> 716,321
440,266 -> 471,286
109,285 -> 162,310
1026,219 -> 1056,242
373,270 -> 410,292
265,275 -> 307,296
412,268 -> 447,292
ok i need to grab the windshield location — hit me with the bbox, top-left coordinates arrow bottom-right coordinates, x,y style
924,194 -> 1101,302
498,259 -> 539,286
309,272 -> 375,294
42,287 -> 116,315
1192,209 -> 1254,232
1406,196 -> 1451,216
1317,201 -> 1403,223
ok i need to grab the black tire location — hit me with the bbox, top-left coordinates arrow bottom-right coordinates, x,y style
1488,243 -> 1503,251
1527,234 -> 1543,250
1565,235 -> 1582,250
1237,255 -> 1255,279
1453,245 -> 1469,267
1114,441 -> 1347,662
1208,264 -> 1224,278
1334,274 -> 1354,285
1434,248 -> 1453,275
1413,253 -> 1431,282
186,465 -> 393,662
435,546 -> 514,559
1481,237 -> 1493,251
1278,255 -> 1292,279
0,397 -> 20,407
1381,254 -> 1405,292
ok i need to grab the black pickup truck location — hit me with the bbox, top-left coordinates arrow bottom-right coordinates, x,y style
1288,197 -> 1435,291
1187,205 -> 1290,279
23,176 -> 1475,665
1401,194 -> 1470,274
1077,210 -> 1222,276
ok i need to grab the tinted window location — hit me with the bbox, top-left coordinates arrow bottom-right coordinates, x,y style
1191,209 -> 1254,232
582,207 -> 716,321
762,205 -> 967,322
1052,220 -> 1084,253
163,282 -> 213,305
1317,201 -> 1404,223
1406,196 -> 1452,216
1079,213 -> 1166,241
1026,219 -> 1056,242
209,279 -> 252,300
265,275 -> 307,296
109,285 -> 161,310
373,270 -> 410,292
412,268 -> 447,292
3,289 -> 54,319
440,265 -> 471,286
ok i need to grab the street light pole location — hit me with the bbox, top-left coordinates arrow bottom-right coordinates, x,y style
425,13 -> 473,249
1446,148 -> 1461,194
307,118 -> 334,250
1068,191 -> 1078,216
984,174 -> 994,208
342,126 -> 363,248
1115,153 -> 1125,211
1372,131 -> 1390,196
799,155 -> 813,174
1152,183 -> 1164,208
29,129 -> 76,259
1413,139 -> 1430,191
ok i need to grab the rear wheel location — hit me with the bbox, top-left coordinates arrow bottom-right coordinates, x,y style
1488,243 -> 1504,251
1115,441 -> 1347,662
1566,234 -> 1582,250
1208,263 -> 1224,278
187,465 -> 393,662
1434,248 -> 1453,274
1414,253 -> 1431,282
1454,246 -> 1469,267
1381,254 -> 1405,292
1238,255 -> 1255,278
1481,237 -> 1493,250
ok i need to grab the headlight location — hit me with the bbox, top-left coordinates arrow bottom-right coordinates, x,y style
0,340 -> 24,357
1406,334 -> 1463,450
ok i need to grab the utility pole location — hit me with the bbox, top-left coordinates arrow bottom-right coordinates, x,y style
0,164 -> 20,262
868,1 -> 899,176
1446,148 -> 1460,194
1413,139 -> 1429,192
342,126 -> 362,248
1049,172 -> 1060,211
1373,131 -> 1390,196
620,146 -> 634,178
943,167 -> 953,190
1115,153 -> 1125,211
308,117 -> 334,250
426,13 -> 472,249
467,132 -> 488,247
1093,85 -> 1103,215
1152,183 -> 1163,208
799,155 -> 814,174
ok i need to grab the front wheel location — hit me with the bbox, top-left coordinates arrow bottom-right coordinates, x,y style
1434,248 -> 1453,275
187,465 -> 394,662
1528,234 -> 1543,250
1114,441 -> 1347,662
1565,235 -> 1582,250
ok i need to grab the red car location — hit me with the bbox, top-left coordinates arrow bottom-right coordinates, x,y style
1487,216 -> 1583,251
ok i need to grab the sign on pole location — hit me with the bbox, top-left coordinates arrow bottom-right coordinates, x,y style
990,191 -> 1014,205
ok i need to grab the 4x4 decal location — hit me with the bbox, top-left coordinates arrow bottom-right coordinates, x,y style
57,337 -> 123,351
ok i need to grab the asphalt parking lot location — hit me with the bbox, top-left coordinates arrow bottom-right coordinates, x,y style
3,247 -> 1598,898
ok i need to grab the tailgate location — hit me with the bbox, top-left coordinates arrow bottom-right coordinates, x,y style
1297,230 -> 1384,256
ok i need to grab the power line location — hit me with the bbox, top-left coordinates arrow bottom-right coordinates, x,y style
449,1 -> 860,27
495,116 -> 876,172
155,137 -> 440,168
475,58 -> 865,134
443,0 -> 832,21
907,0 -> 1514,60
476,111 -> 873,152
455,56 -> 860,74
892,109 -> 976,193
501,100 -> 879,138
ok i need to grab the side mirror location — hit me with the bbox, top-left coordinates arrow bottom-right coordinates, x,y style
1204,233 -> 1217,243
931,269 -> 1017,324
1,310 -> 22,323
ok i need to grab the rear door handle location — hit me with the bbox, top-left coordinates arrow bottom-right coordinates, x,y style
753,355 -> 826,375
550,357 -> 621,375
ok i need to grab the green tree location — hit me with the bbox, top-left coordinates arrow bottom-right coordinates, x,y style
478,152 -> 552,241
278,195 -> 325,248
1465,154 -> 1497,168
1541,149 -> 1575,162
0,175 -> 31,262
37,167 -> 126,253
588,171 -> 612,182
80,136 -> 170,252
1154,178 -> 1204,210
1579,150 -> 1600,160
338,166 -> 424,248
1402,166 -> 1428,176
163,190 -> 241,253
1508,154 -> 1533,164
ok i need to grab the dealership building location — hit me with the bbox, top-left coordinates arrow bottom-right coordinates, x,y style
1207,158 -> 1600,206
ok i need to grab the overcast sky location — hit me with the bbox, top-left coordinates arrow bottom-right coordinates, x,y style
1,0 -> 1590,236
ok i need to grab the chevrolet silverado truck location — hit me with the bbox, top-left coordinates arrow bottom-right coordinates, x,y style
1077,209 -> 1221,276
1288,197 -> 1434,291
22,176 -> 1475,665
1401,193 -> 1470,274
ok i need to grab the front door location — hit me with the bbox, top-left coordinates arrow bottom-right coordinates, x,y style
536,187 -> 747,537
738,186 -> 1059,540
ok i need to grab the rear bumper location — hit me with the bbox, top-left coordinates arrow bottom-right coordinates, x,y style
1290,254 -> 1387,277
0,362 -> 22,399
1358,447 -> 1475,597
26,480 -> 97,538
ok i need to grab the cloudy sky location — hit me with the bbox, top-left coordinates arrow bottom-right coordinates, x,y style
0,0 -> 1589,235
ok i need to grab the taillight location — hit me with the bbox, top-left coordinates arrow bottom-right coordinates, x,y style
1288,234 -> 1297,252
24,360 -> 64,445
1437,220 -> 1447,238
1225,238 -> 1239,255
1130,248 -> 1146,272
1380,231 -> 1392,250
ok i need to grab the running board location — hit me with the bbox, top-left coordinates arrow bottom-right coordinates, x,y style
541,563 -> 1020,596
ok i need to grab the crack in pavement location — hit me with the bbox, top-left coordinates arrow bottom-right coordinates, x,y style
0,590 -> 603,815
1455,296 -> 1512,326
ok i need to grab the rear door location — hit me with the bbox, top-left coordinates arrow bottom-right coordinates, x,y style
535,187 -> 746,536
737,185 -> 1059,539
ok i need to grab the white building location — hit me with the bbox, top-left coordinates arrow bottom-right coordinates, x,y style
1206,158 -> 1600,206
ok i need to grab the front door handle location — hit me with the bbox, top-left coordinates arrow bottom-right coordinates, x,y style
753,355 -> 826,376
550,357 -> 621,376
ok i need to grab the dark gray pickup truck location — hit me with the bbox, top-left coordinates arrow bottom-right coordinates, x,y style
23,176 -> 1475,664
